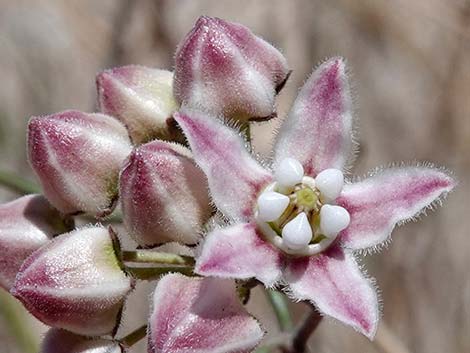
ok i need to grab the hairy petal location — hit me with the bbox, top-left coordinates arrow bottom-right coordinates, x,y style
148,274 -> 264,353
120,140 -> 211,246
27,110 -> 132,217
174,108 -> 272,221
285,246 -> 378,339
97,65 -> 180,144
337,165 -> 456,249
274,57 -> 353,176
174,16 -> 289,122
40,328 -> 123,353
12,226 -> 133,336
0,195 -> 71,290
195,223 -> 283,287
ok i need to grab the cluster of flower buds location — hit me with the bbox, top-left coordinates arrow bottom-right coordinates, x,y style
0,15 -> 456,353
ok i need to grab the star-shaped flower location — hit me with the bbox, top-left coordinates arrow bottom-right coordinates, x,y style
174,57 -> 455,338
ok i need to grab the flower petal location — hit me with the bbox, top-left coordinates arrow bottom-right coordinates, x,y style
174,16 -> 289,122
97,65 -> 180,144
27,110 -> 132,216
284,246 -> 378,339
195,223 -> 283,287
274,57 -> 353,176
0,194 -> 71,290
120,140 -> 211,246
337,165 -> 456,249
174,108 -> 272,221
12,226 -> 133,336
148,273 -> 264,353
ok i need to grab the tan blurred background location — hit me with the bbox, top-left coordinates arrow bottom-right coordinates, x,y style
0,0 -> 469,352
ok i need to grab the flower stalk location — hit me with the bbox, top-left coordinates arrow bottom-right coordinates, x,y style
122,250 -> 195,266
265,289 -> 294,331
0,170 -> 41,195
119,324 -> 148,348
125,265 -> 194,280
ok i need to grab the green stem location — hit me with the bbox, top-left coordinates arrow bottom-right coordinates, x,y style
240,122 -> 252,152
125,266 -> 194,280
119,324 -> 148,348
0,290 -> 38,353
266,289 -> 294,331
122,250 -> 194,266
0,170 -> 40,195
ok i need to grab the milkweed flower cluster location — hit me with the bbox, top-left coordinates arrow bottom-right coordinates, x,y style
0,15 -> 455,353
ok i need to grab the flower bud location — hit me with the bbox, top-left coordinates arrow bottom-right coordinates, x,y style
41,329 -> 124,353
12,226 -> 133,336
120,140 -> 211,246
97,66 -> 181,144
0,194 -> 72,290
174,16 -> 290,122
28,110 -> 132,217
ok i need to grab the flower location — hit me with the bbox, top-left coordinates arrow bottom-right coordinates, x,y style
28,110 -> 132,217
12,225 -> 134,336
0,194 -> 72,290
148,273 -> 263,353
120,140 -> 211,246
174,16 -> 290,122
41,329 -> 123,353
174,57 -> 456,338
96,65 -> 180,145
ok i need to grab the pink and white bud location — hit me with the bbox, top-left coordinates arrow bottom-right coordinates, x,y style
149,274 -> 264,353
41,329 -> 124,353
12,225 -> 133,336
174,16 -> 290,122
120,140 -> 211,246
0,194 -> 72,290
97,66 -> 180,144
28,110 -> 132,217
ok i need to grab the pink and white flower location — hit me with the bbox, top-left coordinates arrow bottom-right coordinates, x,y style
174,16 -> 290,122
120,140 -> 211,246
97,66 -> 180,144
174,57 -> 455,339
12,225 -> 134,336
0,194 -> 72,290
148,273 -> 264,353
28,110 -> 132,217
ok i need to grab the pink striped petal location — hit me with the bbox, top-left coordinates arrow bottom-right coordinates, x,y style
97,65 -> 179,144
174,108 -> 272,221
337,166 -> 456,249
274,57 -> 353,176
148,274 -> 264,353
28,110 -> 132,217
120,140 -> 211,246
0,194 -> 71,290
174,16 -> 289,122
195,223 -> 283,287
12,226 -> 133,336
285,246 -> 378,339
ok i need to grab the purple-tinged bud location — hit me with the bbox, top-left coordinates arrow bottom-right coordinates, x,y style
120,140 -> 211,246
0,194 -> 72,290
174,16 -> 290,122
12,225 -> 133,336
27,110 -> 133,217
41,329 -> 124,353
97,66 -> 181,144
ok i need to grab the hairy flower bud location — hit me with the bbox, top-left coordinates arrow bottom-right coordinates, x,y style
12,226 -> 133,336
97,66 -> 180,144
0,195 -> 72,290
41,329 -> 124,353
28,110 -> 132,217
120,140 -> 211,246
174,16 -> 290,122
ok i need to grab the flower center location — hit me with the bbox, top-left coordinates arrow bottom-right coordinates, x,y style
255,158 -> 351,256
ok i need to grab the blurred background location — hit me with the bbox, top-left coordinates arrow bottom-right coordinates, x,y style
0,0 -> 469,352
